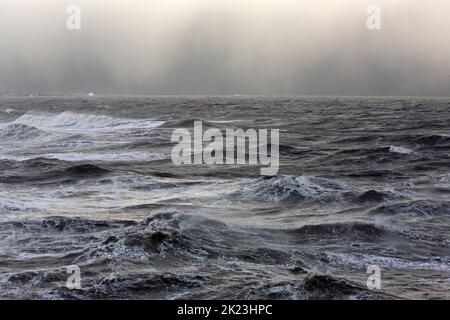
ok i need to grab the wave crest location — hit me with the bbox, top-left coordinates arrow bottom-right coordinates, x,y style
13,111 -> 164,133
242,175 -> 352,203
0,123 -> 44,139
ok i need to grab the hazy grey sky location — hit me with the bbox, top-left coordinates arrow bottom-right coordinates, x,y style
0,0 -> 449,96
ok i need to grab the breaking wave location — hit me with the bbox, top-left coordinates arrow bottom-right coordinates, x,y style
241,175 -> 353,203
2,96 -> 450,300
389,146 -> 414,155
0,212 -> 403,299
0,123 -> 45,140
12,111 -> 164,133
14,151 -> 169,163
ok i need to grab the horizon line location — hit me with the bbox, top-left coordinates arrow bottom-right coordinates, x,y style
2,93 -> 450,99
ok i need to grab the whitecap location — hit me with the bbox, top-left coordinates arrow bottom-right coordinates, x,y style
389,145 -> 414,155
0,151 -> 169,162
435,173 -> 450,188
12,111 -> 164,133
326,252 -> 450,272
241,175 -> 352,203
44,151 -> 169,162
0,123 -> 45,140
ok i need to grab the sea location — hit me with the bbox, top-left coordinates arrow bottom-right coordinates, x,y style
0,96 -> 449,299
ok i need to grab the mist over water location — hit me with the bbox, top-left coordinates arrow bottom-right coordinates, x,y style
0,0 -> 450,95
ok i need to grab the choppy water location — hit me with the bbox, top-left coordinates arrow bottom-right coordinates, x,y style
0,96 -> 449,300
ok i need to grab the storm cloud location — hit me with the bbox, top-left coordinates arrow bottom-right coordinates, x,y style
0,0 -> 449,96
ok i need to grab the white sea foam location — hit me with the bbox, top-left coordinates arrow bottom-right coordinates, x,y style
13,111 -> 164,133
389,145 -> 414,155
242,175 -> 351,203
435,173 -> 450,188
326,252 -> 450,271
0,151 -> 169,162
45,151 -> 169,162
0,123 -> 45,139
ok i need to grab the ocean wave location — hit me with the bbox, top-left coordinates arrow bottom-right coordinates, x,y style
42,212 -> 231,274
2,97 -> 450,300
299,273 -> 394,299
369,200 -> 450,217
0,123 -> 45,140
241,175 -> 353,203
334,134 -> 450,149
0,162 -> 111,184
1,216 -> 397,299
183,273 -> 396,300
333,135 -> 382,144
46,163 -> 111,180
0,269 -> 398,300
0,212 -> 441,299
23,151 -> 169,163
0,217 -> 136,233
347,170 -> 402,179
121,212 -> 229,251
278,144 -> 311,158
0,269 -> 68,295
160,118 -> 220,128
3,108 -> 18,114
286,222 -> 392,242
12,111 -> 164,133
73,273 -> 209,299
352,189 -> 402,204
435,173 -> 450,188
326,252 -> 450,272
389,145 -> 414,155
413,134 -> 450,147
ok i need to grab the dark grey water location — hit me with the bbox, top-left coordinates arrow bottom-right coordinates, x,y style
0,96 -> 449,299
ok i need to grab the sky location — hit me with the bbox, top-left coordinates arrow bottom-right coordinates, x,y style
0,0 -> 449,96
